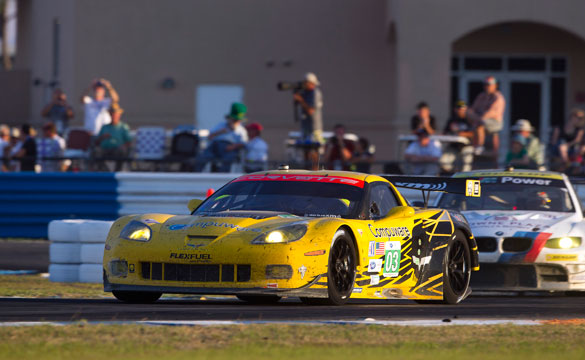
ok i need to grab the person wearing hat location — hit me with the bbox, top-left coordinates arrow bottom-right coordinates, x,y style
469,76 -> 506,155
506,134 -> 530,168
404,129 -> 442,176
244,122 -> 268,173
81,78 -> 120,135
511,119 -> 543,168
550,108 -> 585,170
293,72 -> 323,142
194,102 -> 249,172
94,103 -> 132,171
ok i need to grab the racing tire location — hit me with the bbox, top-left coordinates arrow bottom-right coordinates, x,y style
442,230 -> 471,305
112,291 -> 162,304
301,229 -> 356,306
236,295 -> 282,304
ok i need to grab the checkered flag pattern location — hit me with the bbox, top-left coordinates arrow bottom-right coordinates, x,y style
136,126 -> 166,159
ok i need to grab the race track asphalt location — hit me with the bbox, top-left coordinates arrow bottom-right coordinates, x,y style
1,296 -> 585,322
0,240 -> 49,272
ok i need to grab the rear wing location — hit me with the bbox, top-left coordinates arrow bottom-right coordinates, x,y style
381,175 -> 481,207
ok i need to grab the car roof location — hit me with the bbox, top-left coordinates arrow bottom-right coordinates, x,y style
453,169 -> 565,180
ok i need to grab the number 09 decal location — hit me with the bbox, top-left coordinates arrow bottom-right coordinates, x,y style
383,241 -> 401,277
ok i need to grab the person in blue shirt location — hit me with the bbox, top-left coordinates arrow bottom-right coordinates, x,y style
194,102 -> 249,172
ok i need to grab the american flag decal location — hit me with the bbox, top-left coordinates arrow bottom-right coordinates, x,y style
375,242 -> 385,255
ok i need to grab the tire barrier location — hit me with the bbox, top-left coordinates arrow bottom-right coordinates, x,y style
48,219 -> 112,283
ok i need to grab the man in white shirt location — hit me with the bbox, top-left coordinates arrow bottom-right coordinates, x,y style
194,102 -> 249,172
244,122 -> 268,173
81,78 -> 120,134
404,129 -> 442,175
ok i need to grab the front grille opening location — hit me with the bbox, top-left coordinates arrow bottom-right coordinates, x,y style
237,265 -> 251,282
502,237 -> 532,252
140,262 -> 249,282
475,237 -> 497,252
538,264 -> 568,283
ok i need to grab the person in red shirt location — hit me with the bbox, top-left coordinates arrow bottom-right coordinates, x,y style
324,124 -> 355,170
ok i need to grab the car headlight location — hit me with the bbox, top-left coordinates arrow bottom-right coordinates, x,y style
120,220 -> 152,242
252,223 -> 308,244
545,237 -> 582,249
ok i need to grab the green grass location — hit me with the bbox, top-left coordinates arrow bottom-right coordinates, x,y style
0,275 -> 109,298
0,324 -> 584,360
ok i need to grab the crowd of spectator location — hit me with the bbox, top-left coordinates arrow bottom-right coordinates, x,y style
4,72 -> 585,176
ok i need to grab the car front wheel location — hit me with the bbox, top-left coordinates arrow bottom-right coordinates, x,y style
442,230 -> 471,304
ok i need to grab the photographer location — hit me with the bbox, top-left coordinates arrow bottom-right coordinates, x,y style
41,89 -> 74,135
292,72 -> 323,142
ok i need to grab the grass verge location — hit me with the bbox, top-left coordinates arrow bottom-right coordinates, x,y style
0,324 -> 584,360
0,275 -> 109,298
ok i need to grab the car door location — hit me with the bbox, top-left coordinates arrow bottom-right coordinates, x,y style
364,182 -> 416,289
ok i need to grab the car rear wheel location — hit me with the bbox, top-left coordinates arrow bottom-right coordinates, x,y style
301,229 -> 356,306
442,230 -> 471,304
112,290 -> 162,304
236,295 -> 281,304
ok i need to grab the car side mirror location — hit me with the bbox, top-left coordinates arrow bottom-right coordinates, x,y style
386,206 -> 415,218
188,199 -> 203,213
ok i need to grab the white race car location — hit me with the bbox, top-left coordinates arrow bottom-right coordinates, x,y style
436,169 -> 585,292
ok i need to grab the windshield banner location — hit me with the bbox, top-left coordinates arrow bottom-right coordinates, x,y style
478,176 -> 565,187
234,174 -> 365,188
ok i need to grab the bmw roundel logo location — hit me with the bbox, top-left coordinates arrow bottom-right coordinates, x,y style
495,231 -> 504,236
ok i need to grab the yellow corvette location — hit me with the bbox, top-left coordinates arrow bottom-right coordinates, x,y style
103,170 -> 481,305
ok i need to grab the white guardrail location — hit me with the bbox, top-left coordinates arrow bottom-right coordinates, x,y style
47,174 -> 585,283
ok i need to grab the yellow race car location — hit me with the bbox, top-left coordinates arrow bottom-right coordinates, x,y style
103,170 -> 481,305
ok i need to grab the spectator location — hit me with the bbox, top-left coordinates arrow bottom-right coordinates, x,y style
81,78 -> 120,135
244,122 -> 268,173
411,102 -> 436,135
95,104 -> 132,171
506,135 -> 531,169
194,102 -> 249,172
13,124 -> 37,172
550,108 -> 585,170
41,88 -> 74,135
511,119 -> 543,168
293,72 -> 323,142
37,122 -> 66,172
404,129 -> 442,175
351,137 -> 374,173
468,76 -> 506,155
324,124 -> 355,170
443,100 -> 474,141
0,125 -> 10,172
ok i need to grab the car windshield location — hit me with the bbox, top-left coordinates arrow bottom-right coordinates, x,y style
194,180 -> 365,219
437,177 -> 575,212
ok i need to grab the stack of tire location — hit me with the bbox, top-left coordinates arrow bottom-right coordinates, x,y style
48,220 -> 113,283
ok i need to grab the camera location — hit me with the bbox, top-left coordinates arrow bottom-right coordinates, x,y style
277,81 -> 304,92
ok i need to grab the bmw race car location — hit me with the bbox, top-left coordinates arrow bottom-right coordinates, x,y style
437,169 -> 585,292
104,170 -> 481,305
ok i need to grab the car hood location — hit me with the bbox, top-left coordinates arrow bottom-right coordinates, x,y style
158,211 -> 310,243
462,210 -> 578,237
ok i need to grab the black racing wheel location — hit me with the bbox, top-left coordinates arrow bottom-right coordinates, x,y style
112,290 -> 162,304
442,230 -> 471,304
300,229 -> 356,305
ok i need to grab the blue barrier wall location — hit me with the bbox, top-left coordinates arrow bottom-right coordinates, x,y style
0,173 -> 119,238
